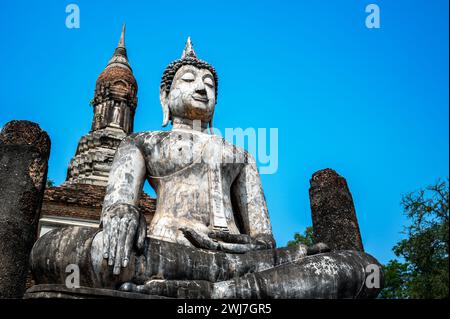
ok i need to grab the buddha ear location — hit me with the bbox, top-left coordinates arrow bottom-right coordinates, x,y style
160,87 -> 170,127
209,119 -> 214,135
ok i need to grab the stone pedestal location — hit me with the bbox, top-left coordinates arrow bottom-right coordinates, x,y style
0,120 -> 50,298
25,284 -> 167,299
309,168 -> 364,251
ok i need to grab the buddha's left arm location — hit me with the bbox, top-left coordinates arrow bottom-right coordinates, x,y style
230,153 -> 276,249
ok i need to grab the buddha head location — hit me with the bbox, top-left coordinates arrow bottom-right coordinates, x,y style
160,37 -> 218,131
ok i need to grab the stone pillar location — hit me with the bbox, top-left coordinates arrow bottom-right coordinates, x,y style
309,168 -> 364,251
0,120 -> 50,298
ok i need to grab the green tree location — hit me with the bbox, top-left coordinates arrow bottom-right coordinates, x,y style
379,260 -> 409,298
46,179 -> 54,187
380,179 -> 449,299
288,226 -> 315,247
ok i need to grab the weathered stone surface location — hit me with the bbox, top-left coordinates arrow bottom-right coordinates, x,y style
309,168 -> 364,251
31,227 -> 311,289
30,226 -> 382,299
209,250 -> 382,299
0,120 -> 50,158
0,120 -> 50,298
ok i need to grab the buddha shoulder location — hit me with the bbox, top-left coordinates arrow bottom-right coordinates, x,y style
118,130 -> 171,149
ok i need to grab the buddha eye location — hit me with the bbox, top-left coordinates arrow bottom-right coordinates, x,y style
181,72 -> 195,82
204,77 -> 214,88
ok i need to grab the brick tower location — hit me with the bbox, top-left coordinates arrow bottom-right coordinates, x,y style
66,24 -> 138,186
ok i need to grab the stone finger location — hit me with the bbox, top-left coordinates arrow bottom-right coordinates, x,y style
102,216 -> 110,258
209,232 -> 251,244
191,230 -> 219,250
114,218 -> 130,275
219,242 -> 252,253
181,228 -> 207,248
180,228 -> 198,245
136,213 -> 147,251
108,217 -> 119,266
123,218 -> 137,267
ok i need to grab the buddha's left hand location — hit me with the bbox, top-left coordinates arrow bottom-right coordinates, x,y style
210,231 -> 275,253
180,227 -> 275,253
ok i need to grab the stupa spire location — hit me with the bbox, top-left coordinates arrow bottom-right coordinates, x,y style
106,24 -> 131,70
118,23 -> 126,48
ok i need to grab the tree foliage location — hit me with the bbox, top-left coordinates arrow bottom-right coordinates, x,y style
380,179 -> 449,298
288,226 -> 315,247
46,179 -> 54,187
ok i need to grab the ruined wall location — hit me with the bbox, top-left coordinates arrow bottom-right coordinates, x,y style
309,168 -> 364,252
0,120 -> 50,298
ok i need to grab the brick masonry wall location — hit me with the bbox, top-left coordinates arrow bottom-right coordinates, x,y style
41,183 -> 156,223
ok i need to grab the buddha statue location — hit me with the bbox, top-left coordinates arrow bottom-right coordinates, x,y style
28,38 -> 383,299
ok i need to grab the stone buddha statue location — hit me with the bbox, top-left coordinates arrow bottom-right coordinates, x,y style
29,38 -> 383,299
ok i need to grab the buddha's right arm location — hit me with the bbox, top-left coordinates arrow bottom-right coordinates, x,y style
103,135 -> 146,212
101,135 -> 147,275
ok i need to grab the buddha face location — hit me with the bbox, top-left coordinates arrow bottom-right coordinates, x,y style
162,65 -> 216,124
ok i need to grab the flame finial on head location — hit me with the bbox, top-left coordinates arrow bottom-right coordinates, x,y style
181,36 -> 197,59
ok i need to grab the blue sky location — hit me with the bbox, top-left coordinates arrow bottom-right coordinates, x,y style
0,0 -> 448,263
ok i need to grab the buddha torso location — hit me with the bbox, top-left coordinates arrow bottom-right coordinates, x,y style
131,129 -> 248,246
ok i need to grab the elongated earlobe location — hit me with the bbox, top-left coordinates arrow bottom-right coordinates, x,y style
162,105 -> 170,127
209,119 -> 213,135
160,87 -> 170,127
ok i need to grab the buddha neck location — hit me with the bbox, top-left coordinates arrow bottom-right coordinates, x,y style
172,117 -> 209,133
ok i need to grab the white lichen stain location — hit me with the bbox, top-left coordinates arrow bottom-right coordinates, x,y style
305,256 -> 339,276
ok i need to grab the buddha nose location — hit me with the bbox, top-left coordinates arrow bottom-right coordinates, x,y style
195,88 -> 207,97
194,79 -> 207,94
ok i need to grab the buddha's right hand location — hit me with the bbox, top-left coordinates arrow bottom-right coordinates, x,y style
101,203 -> 147,275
